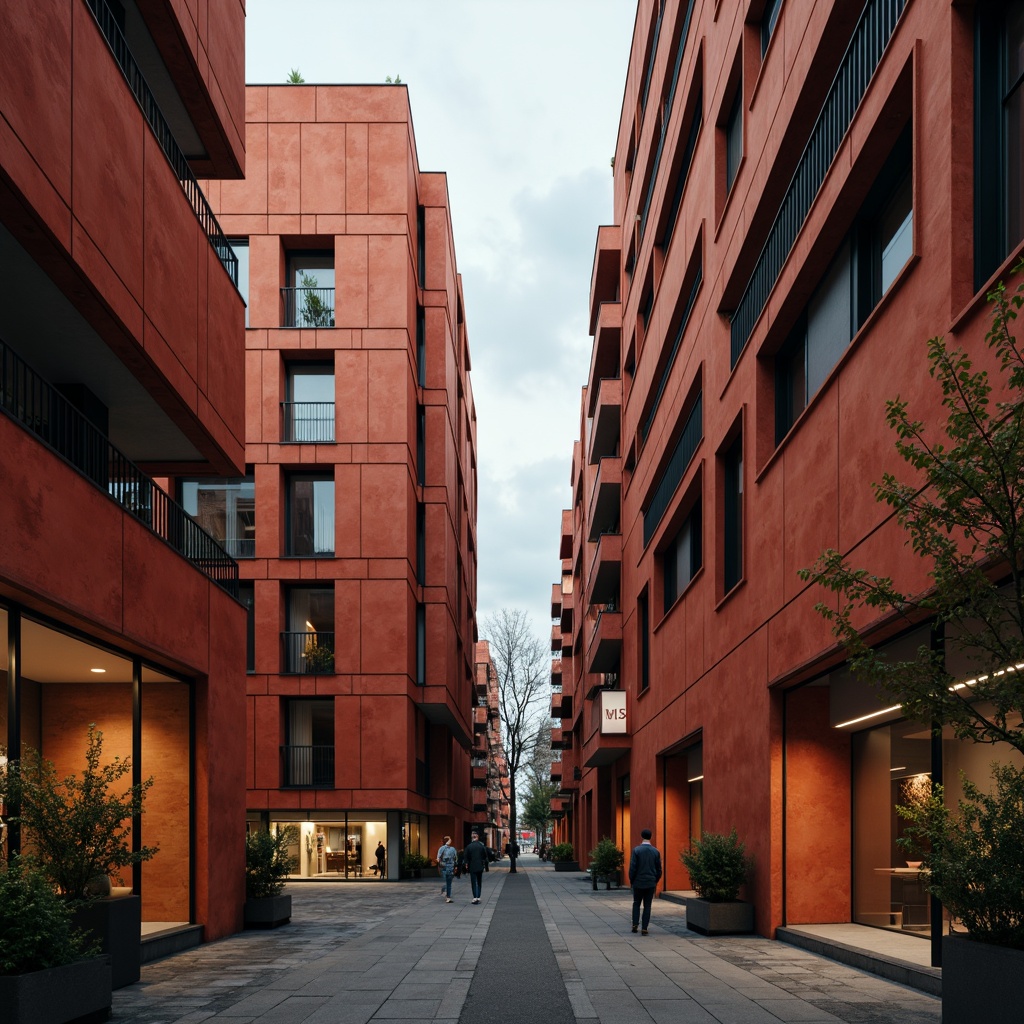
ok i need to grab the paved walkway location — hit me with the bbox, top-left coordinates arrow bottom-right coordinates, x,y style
113,859 -> 940,1023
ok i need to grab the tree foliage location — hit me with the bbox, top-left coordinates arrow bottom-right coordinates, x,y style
520,778 -> 559,841
483,609 -> 550,843
245,825 -> 299,900
799,259 -> 1024,754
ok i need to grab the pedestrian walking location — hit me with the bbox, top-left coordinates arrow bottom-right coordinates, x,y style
436,835 -> 458,902
628,827 -> 662,935
374,841 -> 386,878
461,829 -> 489,903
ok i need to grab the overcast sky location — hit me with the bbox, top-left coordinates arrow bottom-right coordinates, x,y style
246,1 -> 637,645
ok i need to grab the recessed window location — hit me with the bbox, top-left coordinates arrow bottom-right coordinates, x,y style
725,90 -> 743,194
283,363 -> 334,443
283,698 -> 335,786
229,238 -> 250,326
663,503 -> 701,610
179,476 -> 255,558
284,252 -> 335,328
286,474 -> 334,556
761,0 -> 783,57
722,434 -> 743,594
285,587 -> 335,674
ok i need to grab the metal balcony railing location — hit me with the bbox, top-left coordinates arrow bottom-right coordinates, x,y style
83,0 -> 238,288
0,337 -> 238,595
730,0 -> 907,366
280,744 -> 335,787
281,631 -> 335,674
643,393 -> 703,546
281,402 -> 335,443
282,287 -> 336,328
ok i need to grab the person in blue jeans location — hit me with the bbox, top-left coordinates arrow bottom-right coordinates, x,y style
461,830 -> 489,903
437,836 -> 458,902
629,828 -> 662,935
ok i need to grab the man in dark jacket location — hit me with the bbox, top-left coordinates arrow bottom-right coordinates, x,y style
628,828 -> 662,935
461,830 -> 489,903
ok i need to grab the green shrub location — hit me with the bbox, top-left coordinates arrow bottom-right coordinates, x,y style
0,857 -> 96,975
550,842 -> 575,862
403,851 -> 432,870
245,825 -> 298,899
681,829 -> 751,902
588,836 -> 624,876
897,762 -> 1024,949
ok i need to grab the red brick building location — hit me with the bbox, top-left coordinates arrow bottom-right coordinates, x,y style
474,641 -> 511,852
202,84 -> 479,877
1,0 -> 248,949
554,0 -> 1024,963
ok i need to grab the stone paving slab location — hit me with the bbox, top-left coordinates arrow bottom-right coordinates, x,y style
110,861 -> 941,1023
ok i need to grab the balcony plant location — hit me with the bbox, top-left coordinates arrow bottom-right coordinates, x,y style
0,725 -> 156,988
588,836 -> 624,889
680,829 -> 754,935
0,856 -> 111,1024
245,825 -> 298,928
298,271 -> 334,328
303,635 -> 335,674
550,841 -> 578,872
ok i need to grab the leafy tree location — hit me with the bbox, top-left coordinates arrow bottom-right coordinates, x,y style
520,778 -> 558,845
522,717 -> 553,793
799,258 -> 1024,755
287,68 -> 305,84
483,609 -> 549,871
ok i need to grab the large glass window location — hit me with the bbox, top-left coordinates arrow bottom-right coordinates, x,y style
283,363 -> 335,443
282,698 -> 334,788
286,474 -> 334,557
284,586 -> 335,674
179,477 -> 255,558
229,238 -> 249,326
284,252 -> 335,328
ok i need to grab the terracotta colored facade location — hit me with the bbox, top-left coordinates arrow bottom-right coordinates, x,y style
473,641 -> 511,851
204,85 -> 479,876
554,0 -> 1024,960
0,0 -> 248,943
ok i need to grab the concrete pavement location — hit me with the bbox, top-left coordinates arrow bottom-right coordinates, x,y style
112,856 -> 940,1023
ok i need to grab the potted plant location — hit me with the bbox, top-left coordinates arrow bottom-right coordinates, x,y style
0,725 -> 156,989
303,635 -> 334,674
245,824 -> 298,928
550,842 -> 578,872
897,763 -> 1024,1024
401,850 -> 431,878
0,855 -> 111,1024
680,829 -> 754,935
588,836 -> 624,889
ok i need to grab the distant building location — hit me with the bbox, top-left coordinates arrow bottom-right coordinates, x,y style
474,641 -> 511,850
0,0 -> 248,950
554,0 -> 1024,964
203,84 -> 479,877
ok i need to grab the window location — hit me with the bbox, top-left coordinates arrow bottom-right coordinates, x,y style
286,474 -> 334,556
179,476 -> 255,558
761,0 -> 783,56
284,252 -> 335,328
638,591 -> 650,693
283,698 -> 335,787
776,129 -> 912,442
416,604 -> 426,685
416,503 -> 426,583
417,305 -> 426,387
417,205 -> 426,288
725,89 -> 743,194
284,586 -> 335,674
659,91 -> 702,252
229,238 -> 250,326
663,503 -> 702,609
976,1 -> 1024,288
283,363 -> 334,442
722,434 -> 743,593
417,406 -> 426,485
238,582 -> 255,672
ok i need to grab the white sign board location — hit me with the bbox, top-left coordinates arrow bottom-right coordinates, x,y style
600,690 -> 627,734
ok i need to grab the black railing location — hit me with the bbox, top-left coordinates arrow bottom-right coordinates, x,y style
280,744 -> 335,788
281,402 -> 335,443
0,338 -> 238,595
282,287 -> 336,328
730,0 -> 907,366
82,0 -> 238,288
643,392 -> 703,547
281,630 -> 336,674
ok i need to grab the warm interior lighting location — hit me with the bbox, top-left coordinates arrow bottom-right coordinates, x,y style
835,704 -> 903,729
890,766 -> 907,772
305,621 -> 316,633
90,667 -> 106,674
687,774 -> 704,782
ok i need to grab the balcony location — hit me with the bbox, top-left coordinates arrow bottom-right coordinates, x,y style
588,377 -> 621,465
586,609 -> 622,674
282,286 -> 336,328
472,786 -> 488,812
551,725 -> 563,749
551,624 -> 562,653
474,706 -> 488,732
588,225 -> 621,334
550,760 -> 563,783
551,582 -> 562,618
1,338 -> 238,594
472,762 -> 487,784
587,456 -> 621,541
560,586 -> 574,634
551,657 -> 562,684
587,532 -> 622,607
589,300 -> 622,385
281,631 -> 335,674
280,745 -> 335,788
281,402 -> 336,443
560,508 -> 573,560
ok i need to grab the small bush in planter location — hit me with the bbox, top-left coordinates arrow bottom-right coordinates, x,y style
897,762 -> 1024,949
245,825 -> 299,899
681,829 -> 751,902
0,856 -> 97,975
402,851 -> 432,872
550,842 -> 575,862
588,837 -> 624,888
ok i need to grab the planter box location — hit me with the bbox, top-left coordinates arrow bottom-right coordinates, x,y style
72,894 -> 140,990
591,869 -> 622,889
943,933 -> 1023,1024
685,897 -> 754,935
244,893 -> 292,929
0,955 -> 112,1024
553,860 -> 580,872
